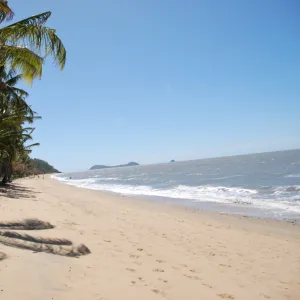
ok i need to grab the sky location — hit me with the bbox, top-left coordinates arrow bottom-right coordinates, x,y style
11,0 -> 300,171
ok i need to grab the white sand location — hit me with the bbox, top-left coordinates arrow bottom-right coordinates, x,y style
0,177 -> 299,300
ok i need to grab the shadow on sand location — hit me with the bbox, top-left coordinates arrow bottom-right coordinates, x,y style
0,251 -> 7,261
0,183 -> 91,258
0,235 -> 90,257
0,219 -> 54,230
0,231 -> 72,246
0,219 -> 91,258
0,183 -> 38,199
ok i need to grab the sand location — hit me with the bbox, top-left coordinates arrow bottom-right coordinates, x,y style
0,177 -> 299,300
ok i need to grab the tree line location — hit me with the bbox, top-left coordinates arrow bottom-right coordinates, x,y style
0,1 -> 66,184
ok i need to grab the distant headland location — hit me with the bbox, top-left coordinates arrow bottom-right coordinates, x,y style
90,162 -> 139,170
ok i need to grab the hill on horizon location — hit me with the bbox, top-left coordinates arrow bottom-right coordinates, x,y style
30,159 -> 60,174
90,162 -> 139,170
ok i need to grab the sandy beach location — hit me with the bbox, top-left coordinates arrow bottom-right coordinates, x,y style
0,177 -> 299,300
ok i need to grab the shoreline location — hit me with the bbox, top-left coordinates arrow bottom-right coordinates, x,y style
1,177 -> 300,300
54,175 -> 300,224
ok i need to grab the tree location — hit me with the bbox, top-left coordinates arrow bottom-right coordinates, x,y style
0,1 -> 66,184
0,1 -> 66,85
0,67 -> 40,183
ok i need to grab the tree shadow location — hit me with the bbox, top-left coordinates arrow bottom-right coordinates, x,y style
0,219 -> 54,230
0,183 -> 38,199
0,219 -> 91,258
0,251 -> 7,261
0,231 -> 72,246
0,235 -> 90,257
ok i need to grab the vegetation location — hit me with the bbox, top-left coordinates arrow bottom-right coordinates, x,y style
12,158 -> 60,180
0,1 -> 66,184
29,158 -> 59,174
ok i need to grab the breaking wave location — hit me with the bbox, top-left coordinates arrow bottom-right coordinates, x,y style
54,176 -> 300,214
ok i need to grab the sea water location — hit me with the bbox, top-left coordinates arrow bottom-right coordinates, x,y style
55,150 -> 300,221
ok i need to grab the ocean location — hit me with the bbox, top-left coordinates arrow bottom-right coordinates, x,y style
55,150 -> 300,221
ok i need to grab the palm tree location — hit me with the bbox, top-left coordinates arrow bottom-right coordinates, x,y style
0,1 -> 66,183
0,1 -> 66,85
1,126 -> 40,183
0,66 -> 40,183
0,93 -> 40,183
0,67 -> 31,111
0,97 -> 40,183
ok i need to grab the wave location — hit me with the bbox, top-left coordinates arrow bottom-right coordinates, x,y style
285,173 -> 300,178
186,173 -> 203,176
272,186 -> 300,201
92,177 -> 121,181
54,176 -> 300,214
54,177 -> 97,186
212,175 -> 244,180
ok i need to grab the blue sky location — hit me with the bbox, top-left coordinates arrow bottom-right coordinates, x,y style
13,0 -> 300,171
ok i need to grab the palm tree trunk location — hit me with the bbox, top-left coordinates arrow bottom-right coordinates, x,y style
2,172 -> 8,184
7,162 -> 12,182
0,78 -> 6,91
1,158 -> 11,185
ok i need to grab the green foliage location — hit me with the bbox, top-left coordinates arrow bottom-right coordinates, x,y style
0,2 -> 14,24
29,158 -> 59,174
0,2 -> 66,184
10,158 -> 59,180
0,8 -> 66,83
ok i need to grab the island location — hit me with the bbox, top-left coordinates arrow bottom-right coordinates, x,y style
170,160 -> 176,163
90,162 -> 139,170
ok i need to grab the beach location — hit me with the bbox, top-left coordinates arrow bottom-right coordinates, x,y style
0,177 -> 299,300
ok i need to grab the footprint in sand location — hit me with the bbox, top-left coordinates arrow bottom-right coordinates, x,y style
260,294 -> 270,299
217,293 -> 235,299
137,248 -> 144,252
130,254 -> 140,259
156,259 -> 165,263
184,274 -> 201,280
153,268 -> 164,273
158,278 -> 168,283
152,288 -> 166,296
219,264 -> 232,268
126,268 -> 136,273
180,264 -> 188,267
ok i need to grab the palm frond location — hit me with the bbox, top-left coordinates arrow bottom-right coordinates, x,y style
0,3 -> 14,23
9,86 -> 29,98
25,142 -> 40,149
1,45 -> 43,82
5,73 -> 23,86
0,23 -> 66,70
6,11 -> 51,28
